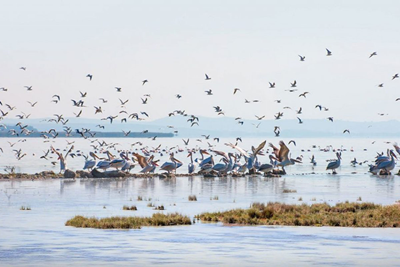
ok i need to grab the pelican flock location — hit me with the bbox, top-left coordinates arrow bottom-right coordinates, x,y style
0,49 -> 399,177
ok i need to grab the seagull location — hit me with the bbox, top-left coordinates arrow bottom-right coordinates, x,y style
27,101 -> 37,107
296,107 -> 302,114
79,91 -> 87,97
343,129 -> 350,134
290,80 -> 297,87
392,73 -> 399,80
141,98 -> 148,104
86,74 -> 92,80
326,48 -> 332,56
25,86 -> 33,91
299,92 -> 309,98
115,87 -> 122,92
255,115 -> 265,120
142,80 -> 148,85
369,52 -> 377,58
378,83 -> 384,87
297,117 -> 303,124
269,82 -> 275,88
328,117 -> 334,122
20,67 -> 26,70
205,89 -> 213,95
119,98 -> 129,105
298,55 -> 305,61
205,74 -> 211,80
233,88 -> 241,94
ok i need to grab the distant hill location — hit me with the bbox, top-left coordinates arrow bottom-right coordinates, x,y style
1,116 -> 400,138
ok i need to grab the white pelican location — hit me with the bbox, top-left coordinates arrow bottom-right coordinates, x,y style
326,152 -> 341,174
160,153 -> 182,174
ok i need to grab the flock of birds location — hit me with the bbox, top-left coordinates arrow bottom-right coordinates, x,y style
0,48 -> 399,176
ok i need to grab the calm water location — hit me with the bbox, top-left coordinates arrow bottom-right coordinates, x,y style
1,138 -> 400,266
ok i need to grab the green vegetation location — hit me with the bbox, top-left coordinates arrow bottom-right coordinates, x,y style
188,195 -> 197,201
66,213 -> 191,229
123,205 -> 137,211
196,202 -> 400,227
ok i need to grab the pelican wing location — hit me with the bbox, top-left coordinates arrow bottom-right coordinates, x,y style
252,140 -> 266,156
133,153 -> 148,168
224,142 -> 249,157
278,141 -> 289,161
211,149 -> 229,160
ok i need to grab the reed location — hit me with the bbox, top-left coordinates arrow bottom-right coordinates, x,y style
196,202 -> 400,227
66,213 -> 191,229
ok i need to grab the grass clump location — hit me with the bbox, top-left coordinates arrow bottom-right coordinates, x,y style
66,213 -> 191,229
211,196 -> 219,200
188,195 -> 197,201
147,202 -> 155,207
123,205 -> 137,211
137,196 -> 143,201
155,205 -> 165,210
20,206 -> 31,210
283,189 -> 297,193
196,202 -> 400,227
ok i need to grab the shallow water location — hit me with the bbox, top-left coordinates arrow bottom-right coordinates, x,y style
1,172 -> 400,266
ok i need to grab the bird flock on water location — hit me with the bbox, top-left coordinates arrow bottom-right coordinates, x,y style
0,49 -> 399,176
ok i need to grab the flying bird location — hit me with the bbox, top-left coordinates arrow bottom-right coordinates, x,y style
205,74 -> 211,80
299,92 -> 309,98
326,48 -> 332,56
269,82 -> 275,88
142,80 -> 148,85
343,129 -> 350,134
298,55 -> 305,61
369,52 -> 377,58
233,88 -> 241,94
86,74 -> 92,80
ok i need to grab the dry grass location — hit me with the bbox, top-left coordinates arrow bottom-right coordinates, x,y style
283,189 -> 297,193
188,195 -> 197,201
123,205 -> 137,211
196,202 -> 400,227
154,205 -> 165,210
66,213 -> 191,229
20,206 -> 31,210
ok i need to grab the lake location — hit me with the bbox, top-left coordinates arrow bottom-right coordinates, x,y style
0,137 -> 400,266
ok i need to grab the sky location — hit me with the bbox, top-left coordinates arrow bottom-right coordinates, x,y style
1,0 -> 400,124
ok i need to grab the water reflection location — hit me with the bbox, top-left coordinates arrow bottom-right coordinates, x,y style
1,174 -> 400,266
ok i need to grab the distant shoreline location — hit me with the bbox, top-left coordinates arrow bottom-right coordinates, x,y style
0,132 -> 175,138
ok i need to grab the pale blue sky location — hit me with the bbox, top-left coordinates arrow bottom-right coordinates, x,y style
1,0 -> 400,122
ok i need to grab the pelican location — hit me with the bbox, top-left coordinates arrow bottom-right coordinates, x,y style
83,152 -> 99,170
212,153 -> 234,175
376,150 -> 397,174
199,149 -> 213,167
258,163 -> 273,174
96,151 -> 113,170
110,152 -> 128,170
188,151 -> 197,174
160,153 -> 182,174
326,152 -> 341,174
